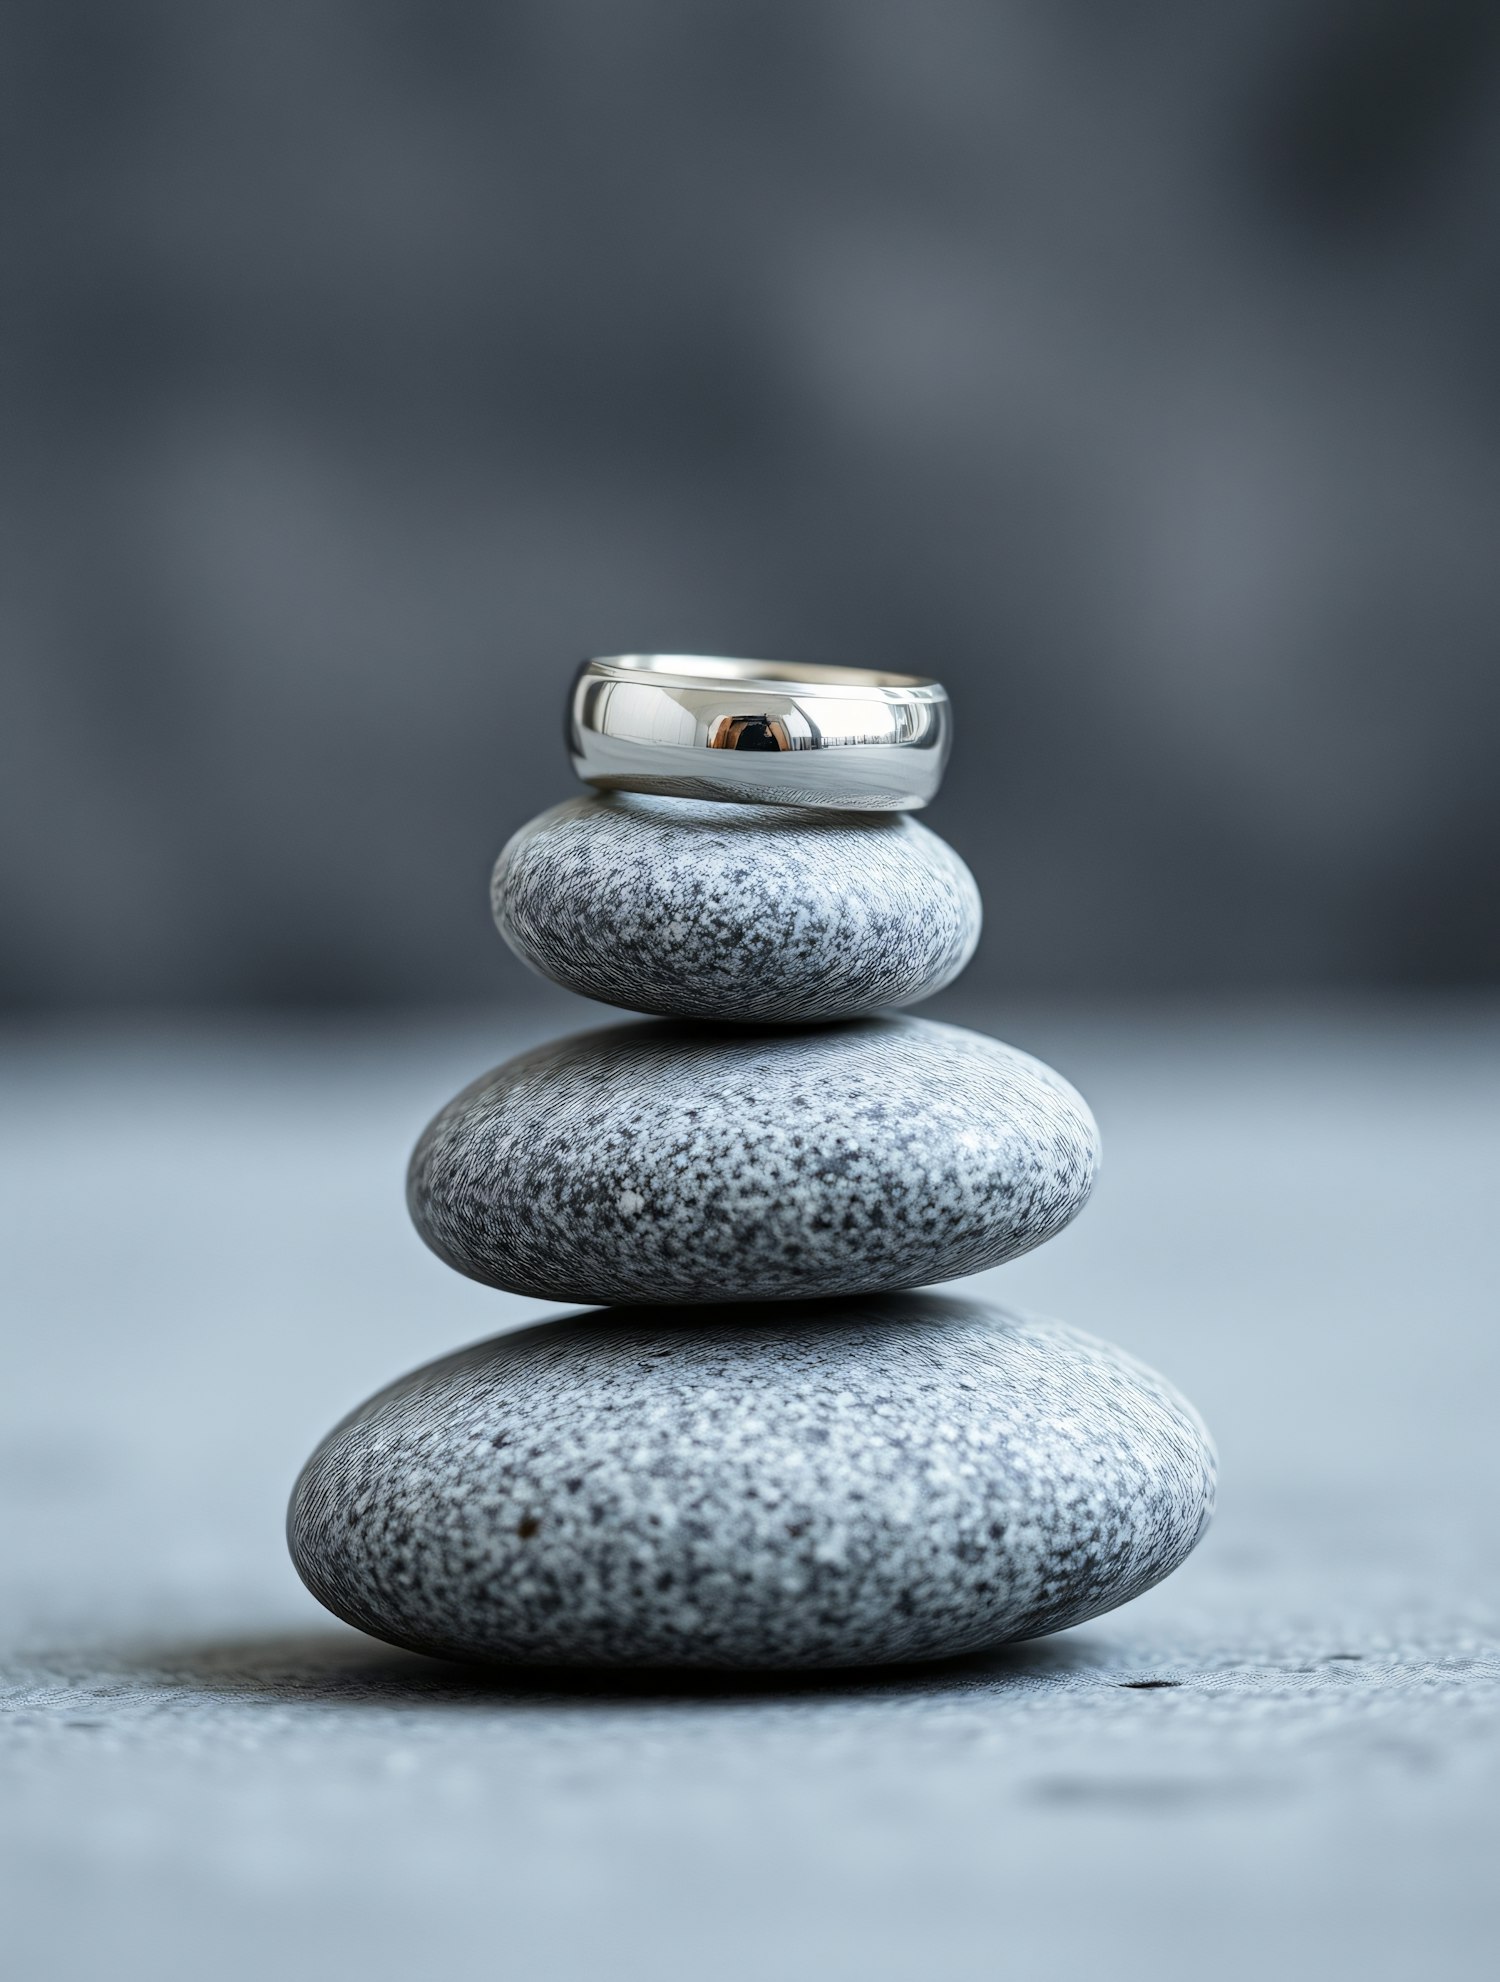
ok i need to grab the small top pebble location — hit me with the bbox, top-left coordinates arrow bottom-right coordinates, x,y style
491,791 -> 981,1022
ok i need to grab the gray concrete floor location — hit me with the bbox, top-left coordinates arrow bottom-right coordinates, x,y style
3,999 -> 1498,1981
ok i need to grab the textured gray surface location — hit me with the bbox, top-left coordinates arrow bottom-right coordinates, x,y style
3,1002 -> 1499,1982
290,1297 -> 1214,1668
492,792 -> 981,1021
409,1014 -> 1098,1304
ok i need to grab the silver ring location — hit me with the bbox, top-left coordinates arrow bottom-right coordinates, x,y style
567,654 -> 952,811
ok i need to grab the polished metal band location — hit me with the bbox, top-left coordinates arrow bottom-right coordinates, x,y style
567,654 -> 951,811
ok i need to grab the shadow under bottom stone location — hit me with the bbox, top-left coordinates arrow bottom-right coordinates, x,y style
111,1623 -> 1104,1706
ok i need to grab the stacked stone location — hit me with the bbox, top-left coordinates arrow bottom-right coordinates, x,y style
289,740 -> 1214,1670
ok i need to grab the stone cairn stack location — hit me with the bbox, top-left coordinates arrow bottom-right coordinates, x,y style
290,664 -> 1214,1669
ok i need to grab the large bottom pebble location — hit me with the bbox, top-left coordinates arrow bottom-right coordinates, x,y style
288,1295 -> 1215,1670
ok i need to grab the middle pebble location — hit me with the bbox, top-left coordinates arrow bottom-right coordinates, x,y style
408,1016 -> 1099,1306
491,791 -> 982,1022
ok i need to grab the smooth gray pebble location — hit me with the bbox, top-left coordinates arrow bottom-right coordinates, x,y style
407,1014 -> 1099,1306
288,1294 -> 1215,1670
491,792 -> 981,1022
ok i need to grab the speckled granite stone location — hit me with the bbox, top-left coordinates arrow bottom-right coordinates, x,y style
491,793 -> 982,1022
407,1015 -> 1099,1305
287,1294 -> 1215,1669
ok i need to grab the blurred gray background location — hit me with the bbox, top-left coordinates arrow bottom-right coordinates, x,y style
4,0 -> 1499,1010
5,16 -> 1500,1977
